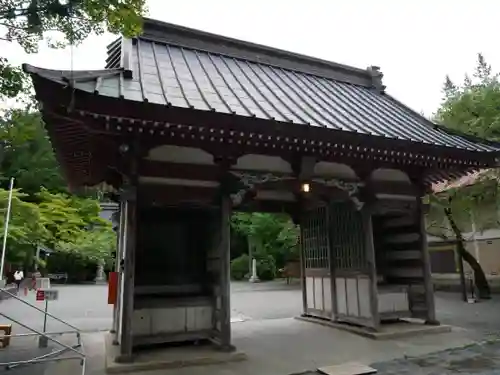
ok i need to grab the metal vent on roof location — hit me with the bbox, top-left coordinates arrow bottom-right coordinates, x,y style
105,38 -> 122,69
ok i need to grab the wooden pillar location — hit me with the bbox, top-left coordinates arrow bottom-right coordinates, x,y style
417,197 -> 438,325
117,183 -> 137,362
361,206 -> 380,331
292,196 -> 308,316
409,172 -> 438,325
219,194 -> 232,350
112,201 -> 125,344
299,223 -> 308,316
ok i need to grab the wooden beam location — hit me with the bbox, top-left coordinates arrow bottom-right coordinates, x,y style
138,161 -> 421,195
138,185 -> 217,206
139,160 -> 220,181
237,199 -> 296,214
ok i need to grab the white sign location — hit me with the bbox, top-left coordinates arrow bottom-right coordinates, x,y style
36,278 -> 51,290
40,288 -> 58,301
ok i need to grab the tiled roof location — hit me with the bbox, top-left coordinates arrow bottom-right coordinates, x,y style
23,20 -> 500,153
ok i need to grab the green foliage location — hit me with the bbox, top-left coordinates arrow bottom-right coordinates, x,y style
230,252 -> 277,281
0,188 -> 49,264
436,53 -> 500,141
230,254 -> 249,281
0,186 -> 115,267
231,212 -> 299,270
254,253 -> 277,281
429,54 -> 500,238
0,109 -> 65,195
56,226 -> 115,262
430,53 -> 500,298
0,0 -> 147,98
45,251 -> 98,283
0,57 -> 26,98
37,188 -> 115,262
0,106 -> 115,270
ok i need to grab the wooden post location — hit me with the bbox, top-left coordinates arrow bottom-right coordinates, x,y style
112,201 -> 125,344
326,203 -> 337,320
299,221 -> 308,316
219,194 -> 232,350
362,206 -> 380,331
417,197 -> 438,324
117,170 -> 138,362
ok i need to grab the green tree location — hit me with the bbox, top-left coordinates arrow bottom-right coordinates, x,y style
37,188 -> 110,242
432,53 -> 500,299
0,0 -> 147,97
231,212 -> 299,271
0,187 -> 115,271
56,226 -> 116,263
0,188 -> 49,267
0,108 -> 65,195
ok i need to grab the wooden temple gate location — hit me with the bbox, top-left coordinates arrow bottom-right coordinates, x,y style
24,18 -> 500,361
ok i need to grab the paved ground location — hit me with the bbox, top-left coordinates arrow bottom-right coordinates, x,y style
0,285 -> 108,375
372,340 -> 500,375
2,282 -> 500,374
435,292 -> 500,340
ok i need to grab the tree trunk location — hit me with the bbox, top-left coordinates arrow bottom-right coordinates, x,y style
444,207 -> 491,300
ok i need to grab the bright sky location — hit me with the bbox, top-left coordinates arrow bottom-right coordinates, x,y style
2,0 -> 500,116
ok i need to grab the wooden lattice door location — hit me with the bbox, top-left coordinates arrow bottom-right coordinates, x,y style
301,205 -> 333,319
330,201 -> 377,329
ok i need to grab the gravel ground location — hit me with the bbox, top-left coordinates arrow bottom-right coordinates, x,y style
372,340 -> 500,375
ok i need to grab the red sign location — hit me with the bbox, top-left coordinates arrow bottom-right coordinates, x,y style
36,290 -> 45,301
108,272 -> 118,305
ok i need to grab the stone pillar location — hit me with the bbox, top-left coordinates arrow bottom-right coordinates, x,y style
249,258 -> 259,283
95,261 -> 106,284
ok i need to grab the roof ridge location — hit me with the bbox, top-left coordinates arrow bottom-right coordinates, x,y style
140,18 -> 381,89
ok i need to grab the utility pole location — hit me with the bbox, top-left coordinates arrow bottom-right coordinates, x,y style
0,177 -> 15,284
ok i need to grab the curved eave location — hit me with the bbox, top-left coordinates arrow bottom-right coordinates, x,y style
26,68 -> 499,155
23,64 -> 123,84
25,66 -> 500,189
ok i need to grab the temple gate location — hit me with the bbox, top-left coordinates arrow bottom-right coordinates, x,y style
24,18 -> 500,362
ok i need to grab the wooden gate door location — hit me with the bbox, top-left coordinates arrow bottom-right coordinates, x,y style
301,205 -> 333,320
330,202 -> 377,329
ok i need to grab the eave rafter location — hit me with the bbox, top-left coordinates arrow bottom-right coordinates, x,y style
33,76 -> 499,193
69,108 -> 493,169
44,105 -> 496,178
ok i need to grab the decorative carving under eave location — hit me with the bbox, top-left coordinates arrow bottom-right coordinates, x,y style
229,172 -> 294,206
312,178 -> 365,210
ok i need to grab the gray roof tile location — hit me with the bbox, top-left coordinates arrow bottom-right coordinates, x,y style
24,35 -> 500,153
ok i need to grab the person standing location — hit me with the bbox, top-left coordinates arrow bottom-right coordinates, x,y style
13,269 -> 24,292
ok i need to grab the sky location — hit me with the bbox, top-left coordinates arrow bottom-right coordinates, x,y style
2,0 -> 500,116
